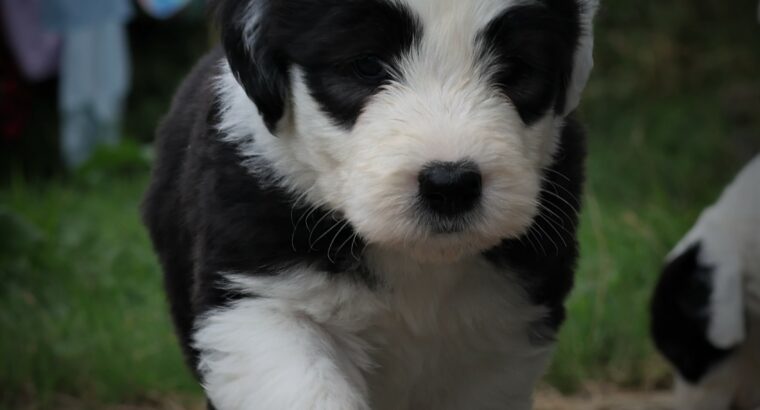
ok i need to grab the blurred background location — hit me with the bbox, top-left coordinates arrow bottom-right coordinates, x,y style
1,0 -> 759,408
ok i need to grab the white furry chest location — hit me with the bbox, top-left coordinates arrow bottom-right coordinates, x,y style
358,250 -> 551,410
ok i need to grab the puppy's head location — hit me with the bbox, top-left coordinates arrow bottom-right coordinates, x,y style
216,0 -> 598,261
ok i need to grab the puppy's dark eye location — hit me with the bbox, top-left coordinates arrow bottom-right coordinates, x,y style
351,56 -> 387,82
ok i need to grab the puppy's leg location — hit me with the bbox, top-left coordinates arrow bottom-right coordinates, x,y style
193,275 -> 375,410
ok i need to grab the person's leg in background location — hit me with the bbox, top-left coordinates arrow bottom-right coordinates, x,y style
59,27 -> 95,169
60,106 -> 96,169
59,21 -> 129,169
43,0 -> 132,169
92,21 -> 129,149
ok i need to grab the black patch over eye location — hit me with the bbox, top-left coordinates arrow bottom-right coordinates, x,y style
352,56 -> 388,82
480,2 -> 581,125
267,0 -> 421,129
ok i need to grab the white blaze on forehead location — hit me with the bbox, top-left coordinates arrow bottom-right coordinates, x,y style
355,0 -> 567,176
370,0 -> 527,167
399,0 -> 535,32
397,0 -> 528,67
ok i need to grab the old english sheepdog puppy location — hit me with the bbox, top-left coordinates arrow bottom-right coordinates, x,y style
652,155 -> 760,410
142,0 -> 599,408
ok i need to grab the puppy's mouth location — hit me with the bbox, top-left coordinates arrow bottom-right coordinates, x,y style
433,225 -> 463,234
425,214 -> 477,235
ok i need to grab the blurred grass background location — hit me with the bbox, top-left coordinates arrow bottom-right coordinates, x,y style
1,0 -> 759,408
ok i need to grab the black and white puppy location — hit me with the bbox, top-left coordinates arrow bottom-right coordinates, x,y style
143,0 -> 598,408
651,156 -> 760,410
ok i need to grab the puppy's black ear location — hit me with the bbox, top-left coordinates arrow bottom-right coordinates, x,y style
650,242 -> 736,384
214,0 -> 288,132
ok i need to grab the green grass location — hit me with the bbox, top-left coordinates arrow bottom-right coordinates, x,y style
0,146 -> 198,408
545,0 -> 760,391
547,93 -> 750,392
1,0 -> 759,406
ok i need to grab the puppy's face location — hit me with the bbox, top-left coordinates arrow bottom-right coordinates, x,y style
217,0 -> 597,261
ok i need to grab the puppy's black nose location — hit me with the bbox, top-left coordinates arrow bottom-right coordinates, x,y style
418,161 -> 482,216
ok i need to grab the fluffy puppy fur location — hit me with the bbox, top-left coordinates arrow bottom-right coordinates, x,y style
651,155 -> 760,410
143,0 -> 598,409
